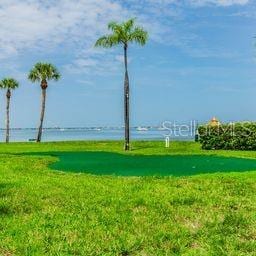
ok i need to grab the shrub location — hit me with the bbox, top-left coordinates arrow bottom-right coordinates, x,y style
198,122 -> 256,150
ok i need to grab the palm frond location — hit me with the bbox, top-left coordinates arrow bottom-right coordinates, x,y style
108,21 -> 119,31
0,78 -> 19,89
123,18 -> 136,34
95,17 -> 148,48
130,26 -> 148,46
95,34 -> 120,48
28,62 -> 61,83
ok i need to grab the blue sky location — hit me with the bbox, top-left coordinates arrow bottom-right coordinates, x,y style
0,0 -> 255,127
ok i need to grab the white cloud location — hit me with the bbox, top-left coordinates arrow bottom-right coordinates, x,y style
189,0 -> 249,6
122,0 -> 249,7
0,0 -> 251,75
0,0 -> 126,58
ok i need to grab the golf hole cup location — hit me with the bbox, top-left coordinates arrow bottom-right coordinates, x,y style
165,136 -> 170,148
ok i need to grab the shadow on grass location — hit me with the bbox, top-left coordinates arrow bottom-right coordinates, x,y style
0,183 -> 14,216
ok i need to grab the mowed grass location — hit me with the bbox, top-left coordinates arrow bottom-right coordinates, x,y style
0,141 -> 256,255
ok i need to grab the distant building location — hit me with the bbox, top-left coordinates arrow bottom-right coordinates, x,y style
209,117 -> 220,126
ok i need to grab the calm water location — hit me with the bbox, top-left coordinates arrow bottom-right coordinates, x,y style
0,127 -> 196,142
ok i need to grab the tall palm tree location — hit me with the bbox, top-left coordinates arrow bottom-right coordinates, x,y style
28,62 -> 60,142
95,18 -> 148,150
0,78 -> 19,143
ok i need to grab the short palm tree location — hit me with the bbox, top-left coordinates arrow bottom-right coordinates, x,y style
95,18 -> 148,150
28,62 -> 60,142
0,78 -> 19,143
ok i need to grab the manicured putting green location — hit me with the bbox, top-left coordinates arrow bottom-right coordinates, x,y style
47,151 -> 256,176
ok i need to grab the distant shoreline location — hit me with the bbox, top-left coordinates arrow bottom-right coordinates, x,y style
0,126 -> 163,131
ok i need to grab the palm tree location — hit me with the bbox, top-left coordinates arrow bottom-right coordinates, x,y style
0,78 -> 19,143
28,63 -> 60,142
95,18 -> 148,150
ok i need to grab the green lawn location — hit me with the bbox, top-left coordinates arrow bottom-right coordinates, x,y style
1,141 -> 256,255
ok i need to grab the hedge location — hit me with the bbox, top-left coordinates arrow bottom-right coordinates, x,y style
198,122 -> 256,150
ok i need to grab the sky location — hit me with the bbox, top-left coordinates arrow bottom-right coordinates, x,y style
0,0 -> 255,128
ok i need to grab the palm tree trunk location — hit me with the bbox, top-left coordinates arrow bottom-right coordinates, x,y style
6,89 -> 11,143
37,80 -> 47,142
124,44 -> 130,151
